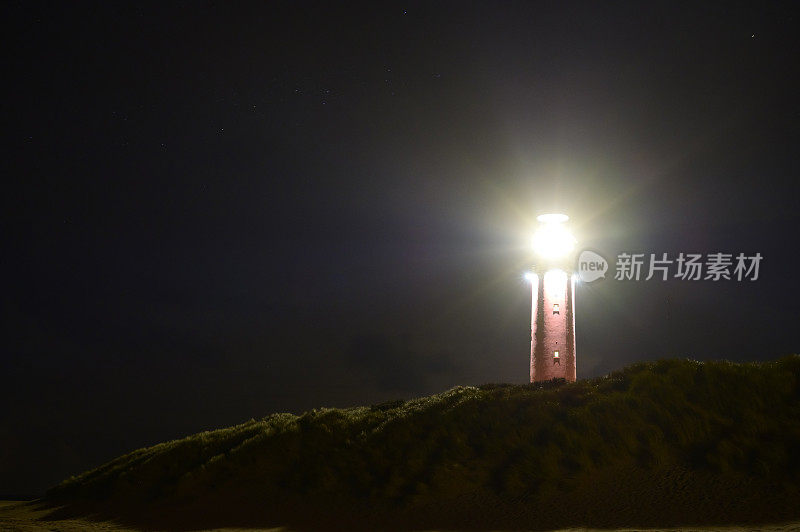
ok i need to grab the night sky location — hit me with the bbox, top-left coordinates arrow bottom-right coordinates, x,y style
3,1 -> 799,497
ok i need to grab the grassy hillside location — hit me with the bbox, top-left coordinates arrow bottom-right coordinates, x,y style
46,357 -> 800,530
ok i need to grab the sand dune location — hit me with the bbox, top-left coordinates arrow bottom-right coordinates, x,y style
28,357 -> 800,530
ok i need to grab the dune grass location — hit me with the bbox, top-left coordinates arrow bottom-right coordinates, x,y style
45,356 -> 800,530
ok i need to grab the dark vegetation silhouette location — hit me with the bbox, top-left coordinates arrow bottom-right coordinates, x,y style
44,356 -> 800,530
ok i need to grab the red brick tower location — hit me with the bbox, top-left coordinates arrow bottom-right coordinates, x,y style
528,214 -> 577,383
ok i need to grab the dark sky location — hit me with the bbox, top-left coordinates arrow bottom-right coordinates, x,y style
2,1 -> 799,497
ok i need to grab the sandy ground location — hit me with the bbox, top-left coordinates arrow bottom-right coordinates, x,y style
2,500 -> 800,532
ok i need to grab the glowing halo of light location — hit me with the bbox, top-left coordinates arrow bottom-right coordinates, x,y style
532,214 -> 576,259
536,213 -> 569,224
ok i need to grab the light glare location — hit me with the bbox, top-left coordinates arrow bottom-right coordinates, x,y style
536,213 -> 569,224
532,222 -> 576,258
543,269 -> 567,296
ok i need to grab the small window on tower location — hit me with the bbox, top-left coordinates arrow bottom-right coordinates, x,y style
553,303 -> 560,314
554,350 -> 559,359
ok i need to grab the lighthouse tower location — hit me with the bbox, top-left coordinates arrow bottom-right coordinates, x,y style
528,214 -> 577,383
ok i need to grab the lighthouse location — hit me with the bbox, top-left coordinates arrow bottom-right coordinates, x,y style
528,213 -> 577,383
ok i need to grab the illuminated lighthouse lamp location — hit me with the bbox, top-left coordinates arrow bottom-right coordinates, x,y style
524,213 -> 577,383
532,213 -> 576,259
